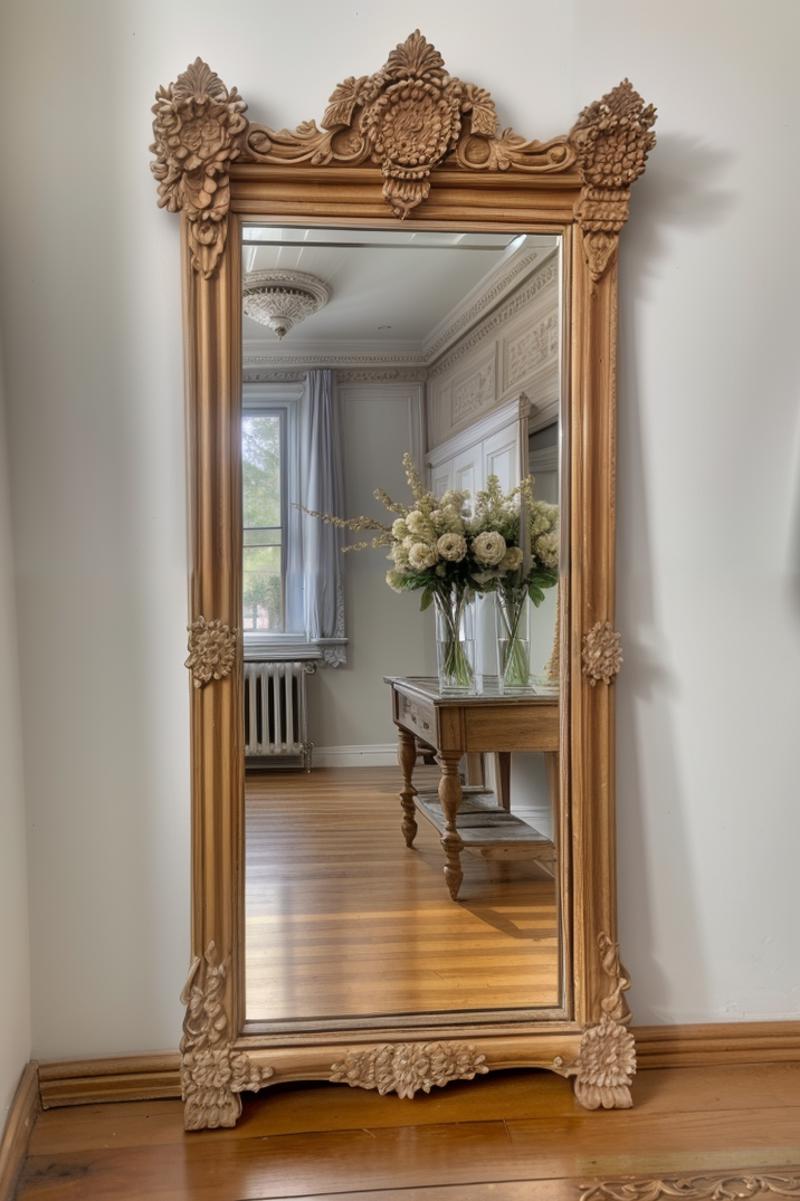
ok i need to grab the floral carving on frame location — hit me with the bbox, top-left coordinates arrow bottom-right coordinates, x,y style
151,58 -> 248,279
570,80 -> 657,281
330,1041 -> 488,1099
180,942 -> 273,1130
578,1172 -> 800,1200
185,617 -> 237,688
557,933 -> 636,1110
582,621 -> 623,686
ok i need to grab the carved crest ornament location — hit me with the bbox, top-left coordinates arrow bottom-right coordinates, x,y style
151,31 -> 656,280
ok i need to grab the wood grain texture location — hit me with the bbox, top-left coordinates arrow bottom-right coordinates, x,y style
0,1063 -> 38,1201
245,768 -> 560,1021
18,1064 -> 800,1200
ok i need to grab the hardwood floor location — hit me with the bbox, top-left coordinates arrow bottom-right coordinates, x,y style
245,766 -> 559,1023
17,1063 -> 800,1199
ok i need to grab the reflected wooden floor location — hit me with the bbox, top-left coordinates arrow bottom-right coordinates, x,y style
245,766 -> 559,1023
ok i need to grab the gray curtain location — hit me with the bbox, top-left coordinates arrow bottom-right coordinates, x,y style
301,369 -> 347,666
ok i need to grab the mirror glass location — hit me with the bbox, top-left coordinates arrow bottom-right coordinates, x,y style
241,225 -> 565,1027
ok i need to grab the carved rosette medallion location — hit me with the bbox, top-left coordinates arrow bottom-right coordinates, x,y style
579,1173 -> 800,1201
570,80 -> 657,281
180,942 -> 273,1130
330,1041 -> 488,1099
582,621 -> 623,686
558,932 -> 636,1111
150,58 -> 248,279
185,616 -> 237,688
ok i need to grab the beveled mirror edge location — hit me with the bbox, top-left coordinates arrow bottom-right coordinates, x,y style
154,31 -> 656,1131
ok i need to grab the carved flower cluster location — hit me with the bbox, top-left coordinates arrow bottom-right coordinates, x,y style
185,617 -> 237,688
582,621 -> 623,686
571,79 -> 657,191
151,59 -> 247,216
331,1041 -> 488,1099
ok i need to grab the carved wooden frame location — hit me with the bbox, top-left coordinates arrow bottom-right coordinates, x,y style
151,31 -> 655,1130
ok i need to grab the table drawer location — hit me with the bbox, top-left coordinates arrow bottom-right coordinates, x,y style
397,692 -> 437,744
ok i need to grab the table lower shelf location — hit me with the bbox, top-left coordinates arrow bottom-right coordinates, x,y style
414,790 -> 556,863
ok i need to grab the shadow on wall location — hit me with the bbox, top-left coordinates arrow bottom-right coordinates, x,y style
614,131 -> 736,1022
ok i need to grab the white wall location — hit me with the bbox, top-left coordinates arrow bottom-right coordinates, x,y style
0,347 -> 31,1118
0,0 -> 798,1059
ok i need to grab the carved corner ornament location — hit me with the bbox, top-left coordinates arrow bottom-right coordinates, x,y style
150,58 -> 248,279
185,616 -> 237,688
579,1173 -> 800,1201
180,942 -> 273,1130
582,621 -> 623,686
557,932 -> 636,1110
569,80 -> 657,282
330,1041 -> 488,1099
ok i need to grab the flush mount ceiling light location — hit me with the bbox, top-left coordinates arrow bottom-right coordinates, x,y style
242,269 -> 331,339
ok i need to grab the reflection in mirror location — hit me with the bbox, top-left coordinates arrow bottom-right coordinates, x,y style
241,226 -> 564,1027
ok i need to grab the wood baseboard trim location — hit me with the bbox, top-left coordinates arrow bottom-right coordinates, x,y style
635,1020 -> 800,1069
35,1021 -> 800,1109
0,1063 -> 39,1201
38,1053 -> 181,1110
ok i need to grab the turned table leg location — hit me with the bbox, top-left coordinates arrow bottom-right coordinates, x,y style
438,752 -> 464,901
397,726 -> 418,848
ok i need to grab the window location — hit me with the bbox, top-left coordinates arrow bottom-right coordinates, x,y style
242,410 -> 286,633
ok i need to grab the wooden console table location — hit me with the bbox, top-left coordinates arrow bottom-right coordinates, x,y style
386,676 -> 560,901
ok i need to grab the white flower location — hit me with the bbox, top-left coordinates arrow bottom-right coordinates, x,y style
472,530 -> 507,567
535,531 -> 559,570
431,507 -> 465,535
408,542 -> 438,571
392,518 -> 409,540
500,546 -> 524,572
406,511 -> 434,541
437,533 -> 467,562
390,542 -> 410,568
385,569 -> 406,592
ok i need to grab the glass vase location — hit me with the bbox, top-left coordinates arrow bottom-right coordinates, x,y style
434,588 -> 476,694
495,587 -> 533,693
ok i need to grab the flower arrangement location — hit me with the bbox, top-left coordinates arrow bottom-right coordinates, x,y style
301,453 -> 559,692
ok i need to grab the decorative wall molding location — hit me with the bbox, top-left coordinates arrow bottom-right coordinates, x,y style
180,943 -> 274,1130
582,621 -> 623,686
428,261 -> 559,381
422,246 -> 549,362
243,365 -> 429,384
579,1173 -> 800,1201
313,743 -> 398,768
185,617 -> 238,688
330,1041 -> 488,1099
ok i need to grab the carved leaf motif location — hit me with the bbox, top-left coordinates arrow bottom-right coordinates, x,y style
579,1174 -> 800,1201
330,1041 -> 488,1099
385,28 -> 446,82
180,943 -> 274,1130
462,84 -> 498,137
150,58 -> 247,278
323,75 -> 372,130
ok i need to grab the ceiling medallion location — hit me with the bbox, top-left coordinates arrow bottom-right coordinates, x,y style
242,269 -> 330,339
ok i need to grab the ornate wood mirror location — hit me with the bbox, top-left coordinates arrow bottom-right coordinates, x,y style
151,31 -> 656,1131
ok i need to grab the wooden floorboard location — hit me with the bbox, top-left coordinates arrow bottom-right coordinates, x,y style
18,1064 -> 800,1200
245,767 -> 559,1022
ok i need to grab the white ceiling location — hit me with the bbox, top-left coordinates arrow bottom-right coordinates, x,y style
241,228 -> 559,361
